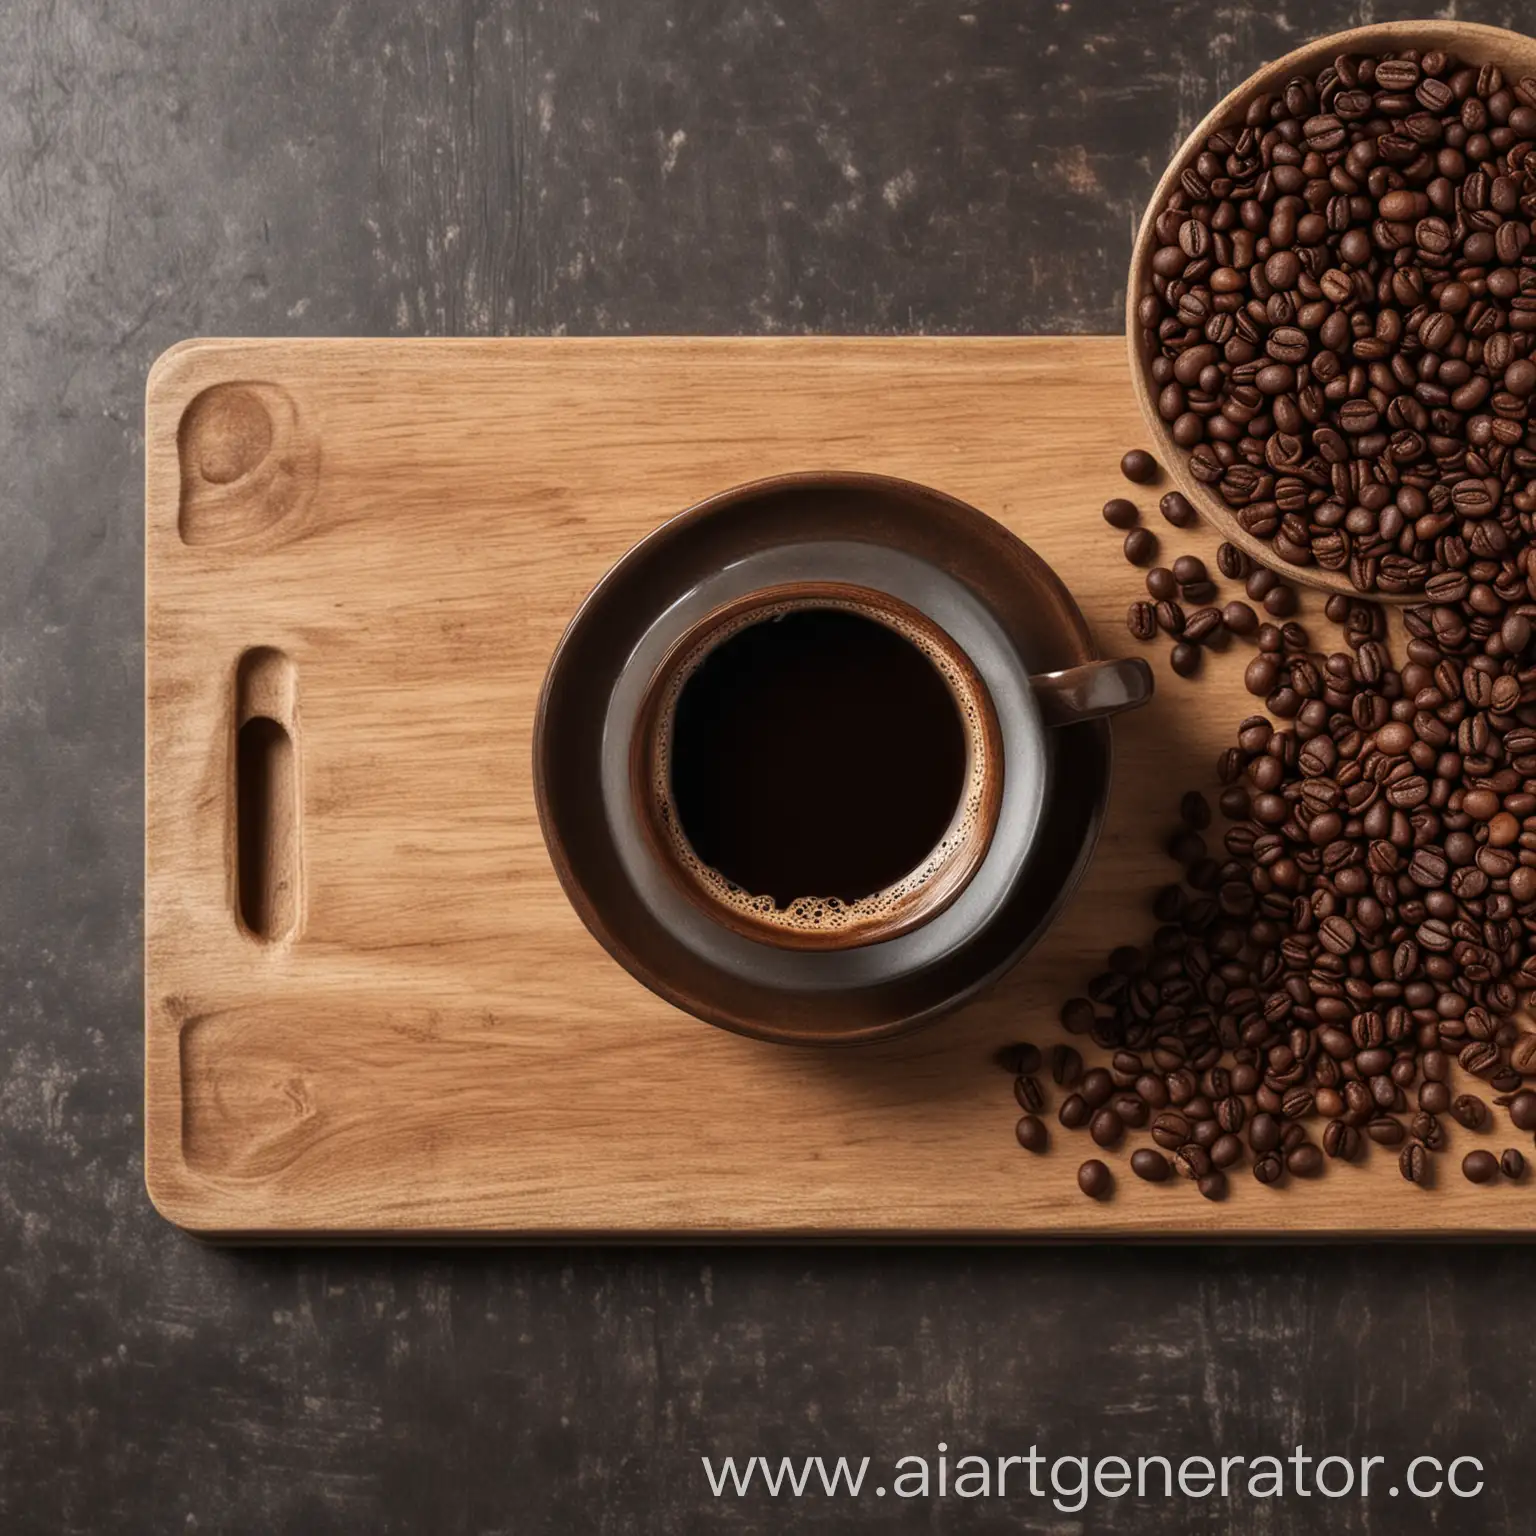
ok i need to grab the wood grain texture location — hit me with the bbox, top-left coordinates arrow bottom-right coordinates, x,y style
146,335 -> 1534,1238
1125,19 -> 1536,599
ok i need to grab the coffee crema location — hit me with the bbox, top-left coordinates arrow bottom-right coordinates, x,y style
634,585 -> 1002,949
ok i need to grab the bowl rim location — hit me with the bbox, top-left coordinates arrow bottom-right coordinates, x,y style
1124,18 -> 1536,602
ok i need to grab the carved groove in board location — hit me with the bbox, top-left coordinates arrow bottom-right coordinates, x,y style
177,381 -> 319,547
234,648 -> 301,943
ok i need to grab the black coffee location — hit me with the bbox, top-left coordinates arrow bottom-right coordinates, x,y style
669,607 -> 966,907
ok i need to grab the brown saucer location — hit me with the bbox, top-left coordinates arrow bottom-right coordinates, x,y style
533,472 -> 1114,1045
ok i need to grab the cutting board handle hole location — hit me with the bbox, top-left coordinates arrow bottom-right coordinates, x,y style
235,648 -> 300,942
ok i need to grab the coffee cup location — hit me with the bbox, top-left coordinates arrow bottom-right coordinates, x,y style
628,577 -> 1147,952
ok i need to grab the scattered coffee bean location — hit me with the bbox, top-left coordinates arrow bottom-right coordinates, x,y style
1130,1147 -> 1171,1182
1262,584 -> 1296,618
1051,1044 -> 1084,1088
1510,1092 -> 1536,1131
1179,790 -> 1210,830
1216,542 -> 1249,580
1124,528 -> 1158,567
1183,607 -> 1224,645
1015,1114 -> 1048,1153
1451,1095 -> 1489,1132
1463,1149 -> 1500,1185
1159,490 -> 1197,528
1221,600 -> 1258,637
1006,1042 -> 1043,1076
1102,497 -> 1139,530
1252,1152 -> 1284,1184
1171,555 -> 1207,589
1089,1107 -> 1124,1149
1120,450 -> 1157,486
1146,567 -> 1178,600
1127,602 -> 1157,642
1155,599 -> 1185,636
1078,1159 -> 1113,1199
1197,1170 -> 1228,1201
1059,1094 -> 1089,1130
1400,1143 -> 1430,1186
1014,1076 -> 1045,1115
1287,1143 -> 1323,1178
1245,567 -> 1277,602
1501,1148 -> 1526,1180
1170,641 -> 1201,678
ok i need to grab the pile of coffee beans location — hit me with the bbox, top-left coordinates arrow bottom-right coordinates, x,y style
1014,439 -> 1536,1199
1135,48 -> 1536,595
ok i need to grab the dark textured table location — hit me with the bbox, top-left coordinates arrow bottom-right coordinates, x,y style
6,2 -> 1536,1531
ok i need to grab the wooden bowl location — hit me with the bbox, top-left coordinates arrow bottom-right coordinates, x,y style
1124,19 -> 1536,601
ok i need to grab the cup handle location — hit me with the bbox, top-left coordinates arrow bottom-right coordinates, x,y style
1031,657 -> 1154,728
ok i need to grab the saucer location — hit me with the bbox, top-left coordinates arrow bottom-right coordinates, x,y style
533,472 -> 1113,1045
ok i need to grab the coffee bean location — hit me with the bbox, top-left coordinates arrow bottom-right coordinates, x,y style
1051,1044 -> 1083,1087
1174,1145 -> 1211,1180
1015,1114 -> 1048,1152
1059,1093 -> 1089,1130
1155,599 -> 1185,636
1252,1152 -> 1284,1185
1508,1091 -> 1536,1131
1512,1036 -> 1536,1076
1216,542 -> 1250,580
1146,567 -> 1178,600
1004,1042 -> 1043,1076
1077,1159 -> 1113,1199
1463,1149 -> 1500,1184
1400,1142 -> 1430,1185
1263,584 -> 1297,618
1171,555 -> 1207,588
1014,1076 -> 1045,1115
1197,1170 -> 1228,1201
1089,1107 -> 1123,1149
1184,607 -> 1224,645
1287,1143 -> 1323,1178
1451,1094 -> 1488,1131
1170,642 -> 1201,678
1124,528 -> 1158,566
1103,497 -> 1139,529
1501,1148 -> 1526,1180
1323,1120 -> 1360,1161
1160,491 -> 1197,528
1131,1148 -> 1171,1183
1120,450 -> 1158,485
1222,600 -> 1258,636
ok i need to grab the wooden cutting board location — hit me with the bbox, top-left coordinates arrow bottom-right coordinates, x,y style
145,337 -> 1533,1239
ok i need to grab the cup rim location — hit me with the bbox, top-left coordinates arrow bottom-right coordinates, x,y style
628,579 -> 1006,952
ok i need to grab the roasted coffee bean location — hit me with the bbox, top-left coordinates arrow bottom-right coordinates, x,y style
1146,567 -> 1178,601
1263,584 -> 1297,618
1015,1114 -> 1048,1152
1197,1170 -> 1228,1202
1508,1091 -> 1536,1131
1103,497 -> 1140,529
1170,641 -> 1202,678
1089,1107 -> 1124,1149
1077,1159 -> 1113,1199
1253,1152 -> 1284,1185
1005,1042 -> 1043,1076
1451,1094 -> 1489,1131
1051,1045 -> 1083,1087
1501,1148 -> 1526,1180
1216,543 -> 1250,580
1222,600 -> 1259,637
1287,1143 -> 1323,1178
1121,450 -> 1158,485
1155,600 -> 1185,636
1059,1093 -> 1089,1130
1184,607 -> 1224,645
1171,555 -> 1207,589
1367,1117 -> 1406,1147
1174,1145 -> 1211,1180
1127,601 -> 1157,642
1323,1120 -> 1360,1161
1014,1076 -> 1045,1115
1160,491 -> 1197,528
1463,1149 -> 1500,1185
1400,1142 -> 1430,1185
1124,528 -> 1158,566
1130,1148 -> 1171,1183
